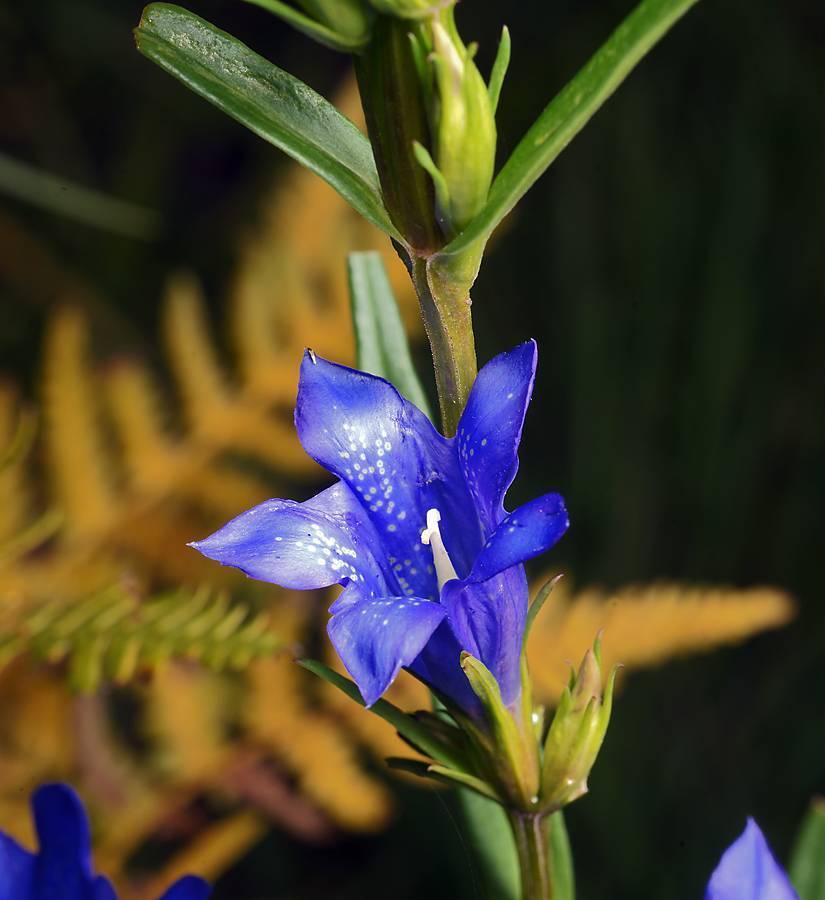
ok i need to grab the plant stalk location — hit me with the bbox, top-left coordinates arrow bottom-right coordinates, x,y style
508,811 -> 553,900
411,255 -> 477,435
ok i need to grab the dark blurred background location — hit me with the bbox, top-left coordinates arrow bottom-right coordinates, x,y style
1,0 -> 823,897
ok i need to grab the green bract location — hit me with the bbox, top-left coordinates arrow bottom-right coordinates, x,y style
541,638 -> 619,812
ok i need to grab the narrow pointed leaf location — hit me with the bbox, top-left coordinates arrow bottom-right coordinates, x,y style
347,251 -> 432,416
487,26 -> 511,114
243,0 -> 367,52
790,799 -> 825,899
387,759 -> 501,802
299,658 -> 467,771
135,4 -> 398,238
426,764 -> 502,802
525,573 -> 564,639
439,0 -> 700,260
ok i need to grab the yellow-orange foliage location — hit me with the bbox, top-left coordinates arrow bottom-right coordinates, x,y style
527,577 -> 794,702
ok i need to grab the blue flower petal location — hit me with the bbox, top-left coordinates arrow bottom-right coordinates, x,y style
31,783 -> 94,899
409,619 -> 481,713
0,831 -> 34,900
469,493 -> 569,584
92,876 -> 118,900
705,819 -> 799,900
455,341 -> 537,530
159,875 -> 212,900
436,493 -> 566,706
328,592 -> 446,706
440,566 -> 529,707
190,481 -> 389,597
295,352 -> 480,595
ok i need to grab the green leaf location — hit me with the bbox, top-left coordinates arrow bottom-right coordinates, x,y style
0,152 -> 161,240
387,758 -> 501,803
549,810 -> 576,900
525,573 -> 564,640
458,791 -> 521,900
242,0 -> 368,53
487,26 -> 511,115
440,0 -> 700,260
298,658 -> 468,771
347,251 -> 432,416
456,793 -> 575,900
1,585 -> 281,691
790,799 -> 825,899
135,4 -> 398,238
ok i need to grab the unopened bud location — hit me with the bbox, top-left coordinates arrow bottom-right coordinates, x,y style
539,637 -> 619,812
427,15 -> 496,234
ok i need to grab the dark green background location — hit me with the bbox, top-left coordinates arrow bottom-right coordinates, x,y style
2,0 -> 823,896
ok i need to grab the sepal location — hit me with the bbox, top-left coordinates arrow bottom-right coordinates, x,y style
539,636 -> 619,812
461,652 -> 541,810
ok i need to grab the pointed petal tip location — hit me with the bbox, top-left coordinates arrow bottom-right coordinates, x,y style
159,874 -> 212,900
186,534 -> 220,561
32,781 -> 92,861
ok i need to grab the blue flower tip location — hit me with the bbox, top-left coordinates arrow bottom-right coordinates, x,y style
515,338 -> 538,362
160,873 -> 212,900
32,781 -> 88,832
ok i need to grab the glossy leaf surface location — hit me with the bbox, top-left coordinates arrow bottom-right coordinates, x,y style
135,4 -> 398,237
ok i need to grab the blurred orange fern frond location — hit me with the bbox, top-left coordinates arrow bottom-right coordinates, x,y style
526,577 -> 795,703
0,77 -> 415,895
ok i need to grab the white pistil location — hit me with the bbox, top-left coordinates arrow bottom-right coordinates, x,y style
420,508 -> 458,589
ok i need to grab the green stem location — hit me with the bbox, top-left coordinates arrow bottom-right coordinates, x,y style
411,255 -> 477,435
508,811 -> 553,900
355,16 -> 442,255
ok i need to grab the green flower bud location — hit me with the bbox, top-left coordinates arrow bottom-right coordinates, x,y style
425,13 -> 497,234
367,0 -> 446,20
539,637 -> 619,812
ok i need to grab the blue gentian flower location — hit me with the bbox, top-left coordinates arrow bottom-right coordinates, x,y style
705,818 -> 798,900
192,340 -> 568,713
0,783 -> 210,900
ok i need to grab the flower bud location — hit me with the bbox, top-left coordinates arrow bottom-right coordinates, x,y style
367,0 -> 445,19
539,637 -> 618,812
426,13 -> 496,234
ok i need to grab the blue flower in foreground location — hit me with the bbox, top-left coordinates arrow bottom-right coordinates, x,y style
192,340 -> 568,712
0,783 -> 210,900
705,818 -> 798,900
